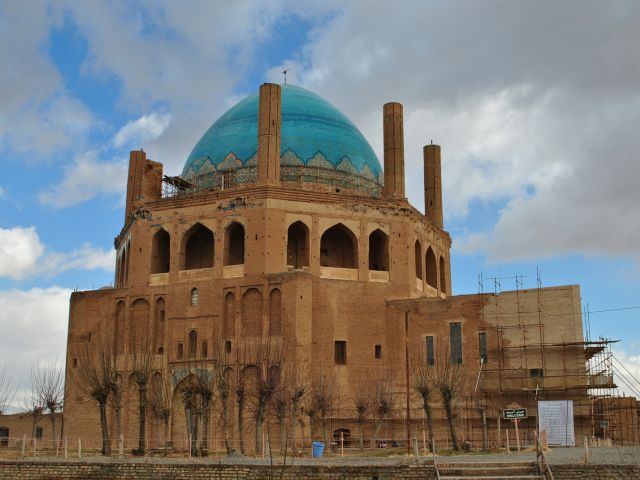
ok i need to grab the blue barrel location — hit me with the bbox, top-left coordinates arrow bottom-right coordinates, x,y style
312,441 -> 325,458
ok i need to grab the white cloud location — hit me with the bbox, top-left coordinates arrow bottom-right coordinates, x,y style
0,225 -> 114,280
38,151 -> 128,208
0,287 -> 71,408
113,112 -> 171,148
0,3 -> 92,156
43,243 -> 115,275
0,226 -> 45,280
279,2 -> 640,262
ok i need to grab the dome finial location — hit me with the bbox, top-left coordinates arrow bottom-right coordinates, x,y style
282,68 -> 290,85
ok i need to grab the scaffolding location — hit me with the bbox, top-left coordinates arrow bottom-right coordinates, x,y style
464,270 -> 640,448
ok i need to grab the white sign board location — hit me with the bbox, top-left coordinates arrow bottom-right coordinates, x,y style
538,400 -> 575,446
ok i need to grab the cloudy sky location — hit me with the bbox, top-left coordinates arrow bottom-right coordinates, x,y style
1,1 -> 639,404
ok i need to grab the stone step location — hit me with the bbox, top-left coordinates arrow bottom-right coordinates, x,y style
437,461 -> 541,479
439,477 -> 542,480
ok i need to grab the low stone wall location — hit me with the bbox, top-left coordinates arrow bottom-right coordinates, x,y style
0,461 -> 437,480
0,461 -> 639,479
552,464 -> 640,479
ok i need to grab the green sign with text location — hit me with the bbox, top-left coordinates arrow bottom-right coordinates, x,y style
503,408 -> 527,419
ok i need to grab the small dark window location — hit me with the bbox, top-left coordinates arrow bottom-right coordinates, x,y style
225,340 -> 232,354
35,427 -> 43,440
157,347 -> 164,355
530,368 -> 544,378
72,358 -> 78,368
177,343 -> 184,359
450,323 -> 462,365
0,427 -> 9,447
335,341 -> 347,365
201,341 -> 208,358
425,336 -> 435,366
479,332 -> 488,363
374,344 -> 382,359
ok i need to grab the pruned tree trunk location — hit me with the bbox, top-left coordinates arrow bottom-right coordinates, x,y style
49,414 -> 57,450
201,399 -> 210,456
221,396 -> 232,454
279,415 -> 287,453
237,395 -> 245,454
444,399 -> 459,451
421,394 -> 435,452
357,422 -> 364,451
255,404 -> 266,456
480,408 -> 488,451
289,403 -> 298,455
137,383 -> 148,454
99,400 -> 111,455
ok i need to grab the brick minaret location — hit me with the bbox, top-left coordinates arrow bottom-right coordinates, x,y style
423,143 -> 443,229
383,102 -> 405,199
257,83 -> 282,185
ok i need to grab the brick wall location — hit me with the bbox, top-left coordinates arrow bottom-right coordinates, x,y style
0,461 -> 437,479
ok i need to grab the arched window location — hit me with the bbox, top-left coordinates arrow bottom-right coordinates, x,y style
35,427 -> 43,440
115,301 -> 126,354
188,330 -> 197,358
201,341 -> 208,359
130,298 -> 150,354
181,223 -> 214,270
224,291 -> 236,339
150,229 -> 170,273
414,240 -> 423,280
224,222 -> 245,265
242,288 -> 263,337
320,224 -> 357,268
287,221 -> 310,269
368,229 -> 389,271
269,289 -> 282,336
154,298 -> 165,352
425,247 -> 437,289
333,428 -> 352,447
118,247 -> 127,287
191,288 -> 199,306
177,342 -> 184,359
439,256 -> 447,294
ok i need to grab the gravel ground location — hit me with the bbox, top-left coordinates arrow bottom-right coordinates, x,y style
1,446 -> 638,466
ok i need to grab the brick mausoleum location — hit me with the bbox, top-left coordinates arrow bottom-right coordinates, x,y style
55,83 -> 635,453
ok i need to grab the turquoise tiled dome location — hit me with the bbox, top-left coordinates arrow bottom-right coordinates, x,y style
182,85 -> 382,184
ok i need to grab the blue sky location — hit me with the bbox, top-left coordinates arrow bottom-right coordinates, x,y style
1,1 -> 639,403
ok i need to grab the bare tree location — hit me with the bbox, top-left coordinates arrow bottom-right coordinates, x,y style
76,337 -> 114,455
352,377 -> 371,451
252,337 -> 284,456
411,356 -> 435,451
31,362 -> 64,448
21,390 -> 44,446
371,374 -> 393,448
285,361 -> 308,456
0,368 -> 16,415
272,380 -> 288,454
231,339 -> 251,455
131,337 -> 155,455
432,343 -> 466,451
212,342 -> 233,454
150,369 -> 172,448
307,367 -> 334,444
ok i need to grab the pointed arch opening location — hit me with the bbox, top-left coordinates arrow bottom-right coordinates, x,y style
269,288 -> 282,336
287,221 -> 310,269
368,229 -> 389,271
188,330 -> 198,358
130,298 -> 150,354
115,300 -> 126,354
242,288 -> 263,337
425,247 -> 437,289
154,297 -> 165,353
150,229 -> 170,273
224,222 -> 245,265
180,223 -> 214,270
320,223 -> 357,268
224,291 -> 236,339
414,240 -> 423,280
439,255 -> 447,294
